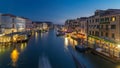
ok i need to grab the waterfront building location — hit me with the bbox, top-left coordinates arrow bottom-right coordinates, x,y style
0,14 -> 2,33
65,19 -> 79,32
14,17 -> 26,32
33,21 -> 53,31
1,14 -> 16,34
42,23 -> 48,30
21,17 -> 33,31
77,17 -> 88,41
87,9 -> 120,57
32,22 -> 43,31
65,9 -> 120,58
1,14 -> 32,34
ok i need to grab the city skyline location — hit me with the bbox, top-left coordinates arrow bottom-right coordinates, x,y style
0,0 -> 120,24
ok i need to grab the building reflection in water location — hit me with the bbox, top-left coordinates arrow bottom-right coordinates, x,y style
20,43 -> 27,52
64,37 -> 69,50
40,33 -> 43,38
64,37 -> 68,46
35,32 -> 38,40
10,49 -> 19,67
0,45 -> 5,53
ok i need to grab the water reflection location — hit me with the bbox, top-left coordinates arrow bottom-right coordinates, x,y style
64,37 -> 69,50
20,43 -> 27,52
0,42 -> 28,67
64,37 -> 78,49
64,37 -> 68,46
0,45 -> 5,53
40,32 -> 43,38
11,49 -> 19,67
35,32 -> 38,40
0,44 -> 11,53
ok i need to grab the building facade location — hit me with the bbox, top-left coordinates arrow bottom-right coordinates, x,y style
77,17 -> 88,41
65,19 -> 79,32
0,14 -> 2,33
0,14 -> 32,34
87,9 -> 120,57
25,18 -> 33,31
42,23 -> 48,30
1,14 -> 16,34
14,17 -> 26,32
65,9 -> 120,58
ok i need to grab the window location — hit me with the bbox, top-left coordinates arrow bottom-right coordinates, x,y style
92,31 -> 94,35
106,25 -> 108,30
95,31 -> 99,36
111,25 -> 116,29
111,17 -> 116,22
97,25 -> 99,29
100,18 -> 104,22
90,20 -> 91,23
112,33 -> 115,39
105,18 -> 109,22
95,19 -> 99,22
93,25 -> 96,28
101,25 -> 103,29
89,31 -> 91,35
87,20 -> 88,23
92,20 -> 94,23
101,32 -> 103,36
106,33 -> 108,37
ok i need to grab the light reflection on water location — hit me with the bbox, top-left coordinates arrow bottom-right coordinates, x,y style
35,32 -> 38,40
64,36 -> 78,46
0,42 -> 27,67
20,43 -> 27,52
10,49 -> 19,67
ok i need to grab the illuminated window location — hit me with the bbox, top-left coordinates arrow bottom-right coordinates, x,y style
112,17 -> 116,22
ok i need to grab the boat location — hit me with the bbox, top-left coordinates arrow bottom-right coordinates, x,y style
75,45 -> 87,53
38,55 -> 52,68
56,31 -> 65,36
68,46 -> 86,68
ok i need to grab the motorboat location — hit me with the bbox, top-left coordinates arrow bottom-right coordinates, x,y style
75,45 -> 87,53
56,31 -> 65,36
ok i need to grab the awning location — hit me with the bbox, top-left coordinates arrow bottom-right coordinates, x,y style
88,35 -> 117,44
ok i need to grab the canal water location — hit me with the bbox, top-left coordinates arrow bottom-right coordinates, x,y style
0,29 -> 120,68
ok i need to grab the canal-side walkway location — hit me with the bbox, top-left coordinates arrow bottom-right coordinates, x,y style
91,49 -> 120,63
68,33 -> 120,63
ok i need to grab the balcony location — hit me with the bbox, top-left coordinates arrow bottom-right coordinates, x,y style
99,28 -> 109,31
100,22 -> 110,24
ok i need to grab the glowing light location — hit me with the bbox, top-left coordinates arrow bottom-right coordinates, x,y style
10,49 -> 19,67
112,17 -> 115,22
74,40 -> 78,45
69,37 -> 73,45
117,45 -> 120,48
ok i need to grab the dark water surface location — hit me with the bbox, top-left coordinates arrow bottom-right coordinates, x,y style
0,30 -> 120,68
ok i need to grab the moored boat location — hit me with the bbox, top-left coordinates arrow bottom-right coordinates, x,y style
75,45 -> 87,53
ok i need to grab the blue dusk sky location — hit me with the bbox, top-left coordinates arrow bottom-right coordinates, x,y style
0,0 -> 120,24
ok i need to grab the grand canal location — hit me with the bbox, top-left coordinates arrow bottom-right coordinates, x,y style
0,30 -> 120,68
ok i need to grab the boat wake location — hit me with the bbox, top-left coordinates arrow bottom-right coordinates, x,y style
38,55 -> 52,68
